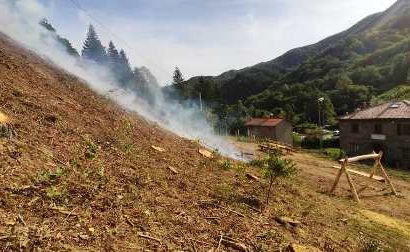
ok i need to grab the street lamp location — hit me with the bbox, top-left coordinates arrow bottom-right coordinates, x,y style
318,97 -> 325,150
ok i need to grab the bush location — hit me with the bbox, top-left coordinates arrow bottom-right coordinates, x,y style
301,137 -> 339,149
324,148 -> 345,160
293,133 -> 302,147
301,136 -> 320,149
215,183 -> 237,202
323,138 -> 340,148
294,123 -> 319,133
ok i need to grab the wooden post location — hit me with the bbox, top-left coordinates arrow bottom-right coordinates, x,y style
344,165 -> 360,203
376,152 -> 398,196
329,158 -> 348,195
369,151 -> 378,179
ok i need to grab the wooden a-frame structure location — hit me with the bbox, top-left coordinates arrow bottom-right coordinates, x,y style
329,151 -> 398,203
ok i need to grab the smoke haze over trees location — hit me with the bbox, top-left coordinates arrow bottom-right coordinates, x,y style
39,22 -> 160,98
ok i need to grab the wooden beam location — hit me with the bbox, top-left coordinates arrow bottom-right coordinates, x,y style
339,153 -> 381,163
330,166 -> 385,182
344,167 -> 360,203
329,159 -> 347,195
378,160 -> 398,196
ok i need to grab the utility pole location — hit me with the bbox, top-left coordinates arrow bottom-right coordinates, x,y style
318,104 -> 321,128
199,92 -> 203,112
318,97 -> 325,150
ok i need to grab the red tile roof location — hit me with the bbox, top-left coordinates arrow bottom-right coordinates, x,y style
339,100 -> 410,120
245,117 -> 284,127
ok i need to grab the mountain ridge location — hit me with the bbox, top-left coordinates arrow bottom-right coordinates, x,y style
181,0 -> 410,130
210,0 -> 408,79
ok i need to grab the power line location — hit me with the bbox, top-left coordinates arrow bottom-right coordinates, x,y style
67,0 -> 172,80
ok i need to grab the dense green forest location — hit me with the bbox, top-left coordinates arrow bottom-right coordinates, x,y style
177,0 -> 410,134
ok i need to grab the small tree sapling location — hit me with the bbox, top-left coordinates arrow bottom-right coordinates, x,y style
262,153 -> 297,206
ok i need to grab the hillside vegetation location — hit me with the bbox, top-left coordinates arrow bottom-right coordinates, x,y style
180,0 -> 410,133
373,84 -> 410,103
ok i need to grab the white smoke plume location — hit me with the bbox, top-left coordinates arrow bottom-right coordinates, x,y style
0,0 -> 244,160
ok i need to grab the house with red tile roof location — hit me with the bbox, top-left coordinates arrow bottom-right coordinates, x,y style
339,100 -> 410,169
245,116 -> 293,146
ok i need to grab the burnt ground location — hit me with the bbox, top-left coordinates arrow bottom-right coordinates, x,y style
0,34 -> 410,251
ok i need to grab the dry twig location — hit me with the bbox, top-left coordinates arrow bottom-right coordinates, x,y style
216,233 -> 223,251
17,214 -> 26,226
137,232 -> 161,243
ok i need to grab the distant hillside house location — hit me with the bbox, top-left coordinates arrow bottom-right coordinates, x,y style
339,100 -> 410,169
245,117 -> 293,146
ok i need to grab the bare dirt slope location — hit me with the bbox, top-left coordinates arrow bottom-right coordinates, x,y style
1,34 -> 410,251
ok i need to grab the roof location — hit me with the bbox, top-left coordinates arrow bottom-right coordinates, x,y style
339,100 -> 410,120
245,117 -> 284,127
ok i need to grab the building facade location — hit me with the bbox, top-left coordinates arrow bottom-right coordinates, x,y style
339,100 -> 410,169
245,117 -> 293,146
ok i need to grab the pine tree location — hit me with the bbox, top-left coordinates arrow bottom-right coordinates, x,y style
81,25 -> 107,64
172,66 -> 184,85
107,41 -> 120,76
119,50 -> 132,74
118,49 -> 134,85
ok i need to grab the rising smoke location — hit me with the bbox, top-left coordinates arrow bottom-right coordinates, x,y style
0,0 -> 243,160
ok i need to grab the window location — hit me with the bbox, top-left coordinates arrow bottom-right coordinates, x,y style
397,124 -> 410,136
402,148 -> 410,160
349,143 -> 359,153
374,124 -> 383,134
351,124 -> 359,133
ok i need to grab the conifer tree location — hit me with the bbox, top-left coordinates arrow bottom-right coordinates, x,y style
107,41 -> 120,76
119,50 -> 132,74
172,66 -> 184,85
107,41 -> 119,64
81,25 -> 107,64
118,49 -> 134,85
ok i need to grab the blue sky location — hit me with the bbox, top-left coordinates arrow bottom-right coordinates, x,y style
38,0 -> 396,84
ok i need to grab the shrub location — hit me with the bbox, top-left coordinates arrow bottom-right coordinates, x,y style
301,136 -> 320,149
293,133 -> 303,147
84,137 -> 98,159
324,148 -> 345,160
220,160 -> 233,170
215,183 -> 237,202
323,138 -> 340,148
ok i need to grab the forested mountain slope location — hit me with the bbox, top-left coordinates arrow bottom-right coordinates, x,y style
182,0 -> 410,130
